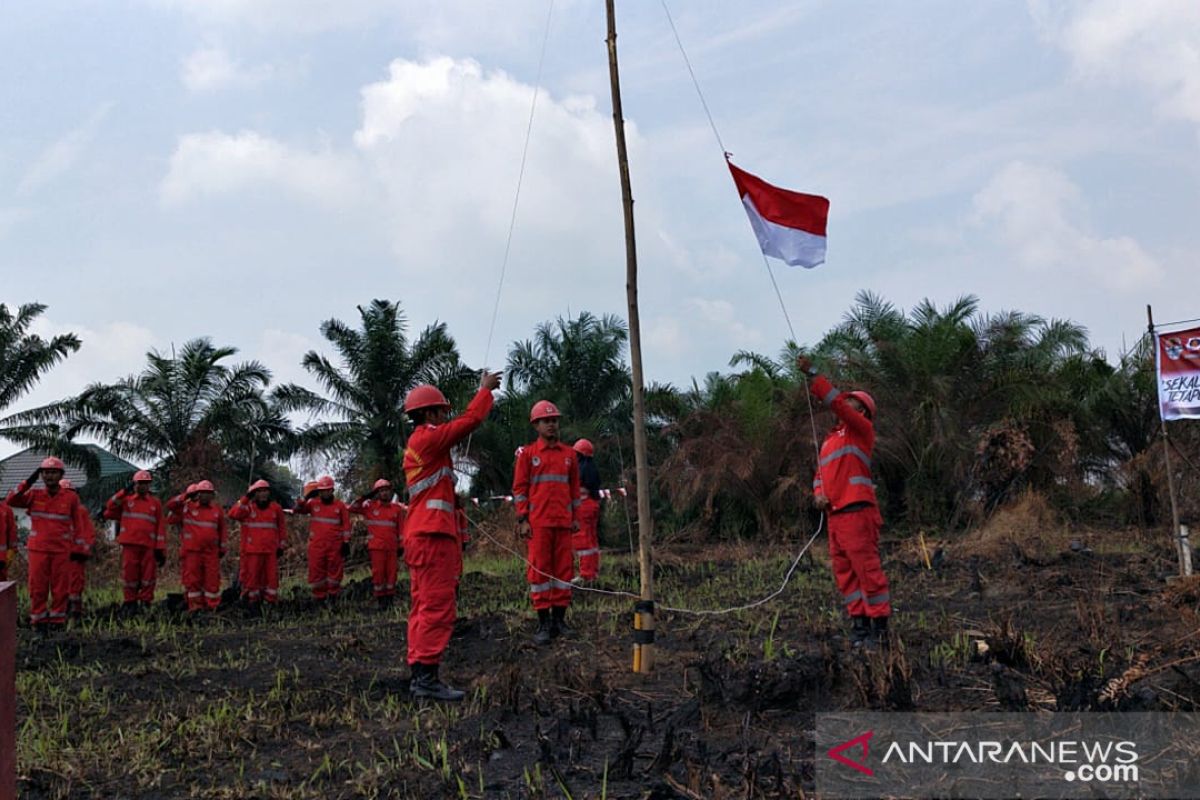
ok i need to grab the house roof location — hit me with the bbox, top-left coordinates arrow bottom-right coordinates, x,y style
0,445 -> 139,498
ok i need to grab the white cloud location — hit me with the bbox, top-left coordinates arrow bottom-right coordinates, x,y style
8,319 -> 158,428
353,56 -> 622,255
181,45 -> 276,92
971,161 -> 1162,291
645,316 -> 686,364
160,130 -> 360,206
1030,0 -> 1200,132
253,328 -> 316,389
684,297 -> 761,347
18,104 -> 112,194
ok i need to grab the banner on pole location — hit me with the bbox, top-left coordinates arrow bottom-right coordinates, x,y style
1156,325 -> 1200,421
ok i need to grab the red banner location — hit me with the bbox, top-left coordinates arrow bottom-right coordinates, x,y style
1156,325 -> 1200,421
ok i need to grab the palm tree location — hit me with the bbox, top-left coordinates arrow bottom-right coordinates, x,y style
273,299 -> 476,487
507,312 -> 631,422
0,302 -> 81,445
808,291 -> 1098,523
470,312 -> 635,496
8,338 -> 287,496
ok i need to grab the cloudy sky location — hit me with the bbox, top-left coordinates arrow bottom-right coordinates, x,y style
2,0 -> 1196,444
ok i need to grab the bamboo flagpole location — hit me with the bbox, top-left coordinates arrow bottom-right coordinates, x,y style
605,0 -> 656,673
1148,304 -> 1190,577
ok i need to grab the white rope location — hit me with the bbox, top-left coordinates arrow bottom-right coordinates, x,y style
462,510 -> 825,615
463,0 -> 554,464
481,0 -> 555,370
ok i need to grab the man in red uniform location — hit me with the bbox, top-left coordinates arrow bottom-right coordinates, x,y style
295,475 -> 351,602
104,469 -> 166,612
349,478 -> 406,609
513,400 -> 580,645
168,480 -> 227,615
6,457 -> 82,631
61,479 -> 95,622
798,356 -> 891,649
0,497 -> 16,582
403,370 -> 501,701
229,480 -> 287,610
573,485 -> 601,582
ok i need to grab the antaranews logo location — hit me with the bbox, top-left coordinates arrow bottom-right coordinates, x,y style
826,731 -> 874,777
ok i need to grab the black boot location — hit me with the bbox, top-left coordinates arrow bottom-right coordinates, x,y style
119,601 -> 139,619
849,616 -> 870,649
550,606 -> 573,638
410,663 -> 465,702
532,610 -> 553,646
376,596 -> 389,612
868,616 -> 890,651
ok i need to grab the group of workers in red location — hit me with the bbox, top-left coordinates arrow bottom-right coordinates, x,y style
2,358 -> 888,695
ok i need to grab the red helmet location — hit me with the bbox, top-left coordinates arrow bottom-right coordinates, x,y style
315,475 -> 335,491
404,384 -> 450,413
372,478 -> 392,492
573,438 -> 595,457
60,478 -> 75,490
194,480 -> 215,492
848,391 -> 876,419
39,456 -> 65,471
185,483 -> 198,495
248,479 -> 271,493
133,470 -> 153,483
529,400 -> 561,422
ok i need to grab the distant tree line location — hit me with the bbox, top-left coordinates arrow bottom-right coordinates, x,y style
1,296 -> 1193,538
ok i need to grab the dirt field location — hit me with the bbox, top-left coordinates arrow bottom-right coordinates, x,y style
14,514 -> 1200,799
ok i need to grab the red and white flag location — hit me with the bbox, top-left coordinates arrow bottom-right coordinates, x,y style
728,160 -> 829,268
1156,325 -> 1200,421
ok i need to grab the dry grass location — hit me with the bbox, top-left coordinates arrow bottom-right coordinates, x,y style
955,490 -> 1072,564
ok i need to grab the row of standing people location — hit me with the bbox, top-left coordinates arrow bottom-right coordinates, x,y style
1,433 -> 604,635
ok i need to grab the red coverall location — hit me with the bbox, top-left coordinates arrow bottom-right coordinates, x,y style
403,387 -> 494,666
104,491 -> 166,604
0,501 -> 16,582
573,495 -> 601,580
229,498 -> 287,603
810,375 -> 891,619
6,481 -> 82,626
513,439 -> 580,611
295,497 -> 351,599
67,493 -> 95,617
168,494 -> 227,612
349,498 -> 405,598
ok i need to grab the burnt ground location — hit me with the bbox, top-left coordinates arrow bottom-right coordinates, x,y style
13,519 -> 1200,799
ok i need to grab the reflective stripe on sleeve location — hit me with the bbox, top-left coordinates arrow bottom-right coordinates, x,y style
425,499 -> 454,513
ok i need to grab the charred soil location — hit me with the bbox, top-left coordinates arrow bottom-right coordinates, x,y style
14,524 -> 1200,798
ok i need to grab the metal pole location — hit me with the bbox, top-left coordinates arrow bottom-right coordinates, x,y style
1148,305 -> 1186,575
606,0 -> 656,673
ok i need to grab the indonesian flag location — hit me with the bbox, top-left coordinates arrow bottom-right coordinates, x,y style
728,159 -> 829,268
